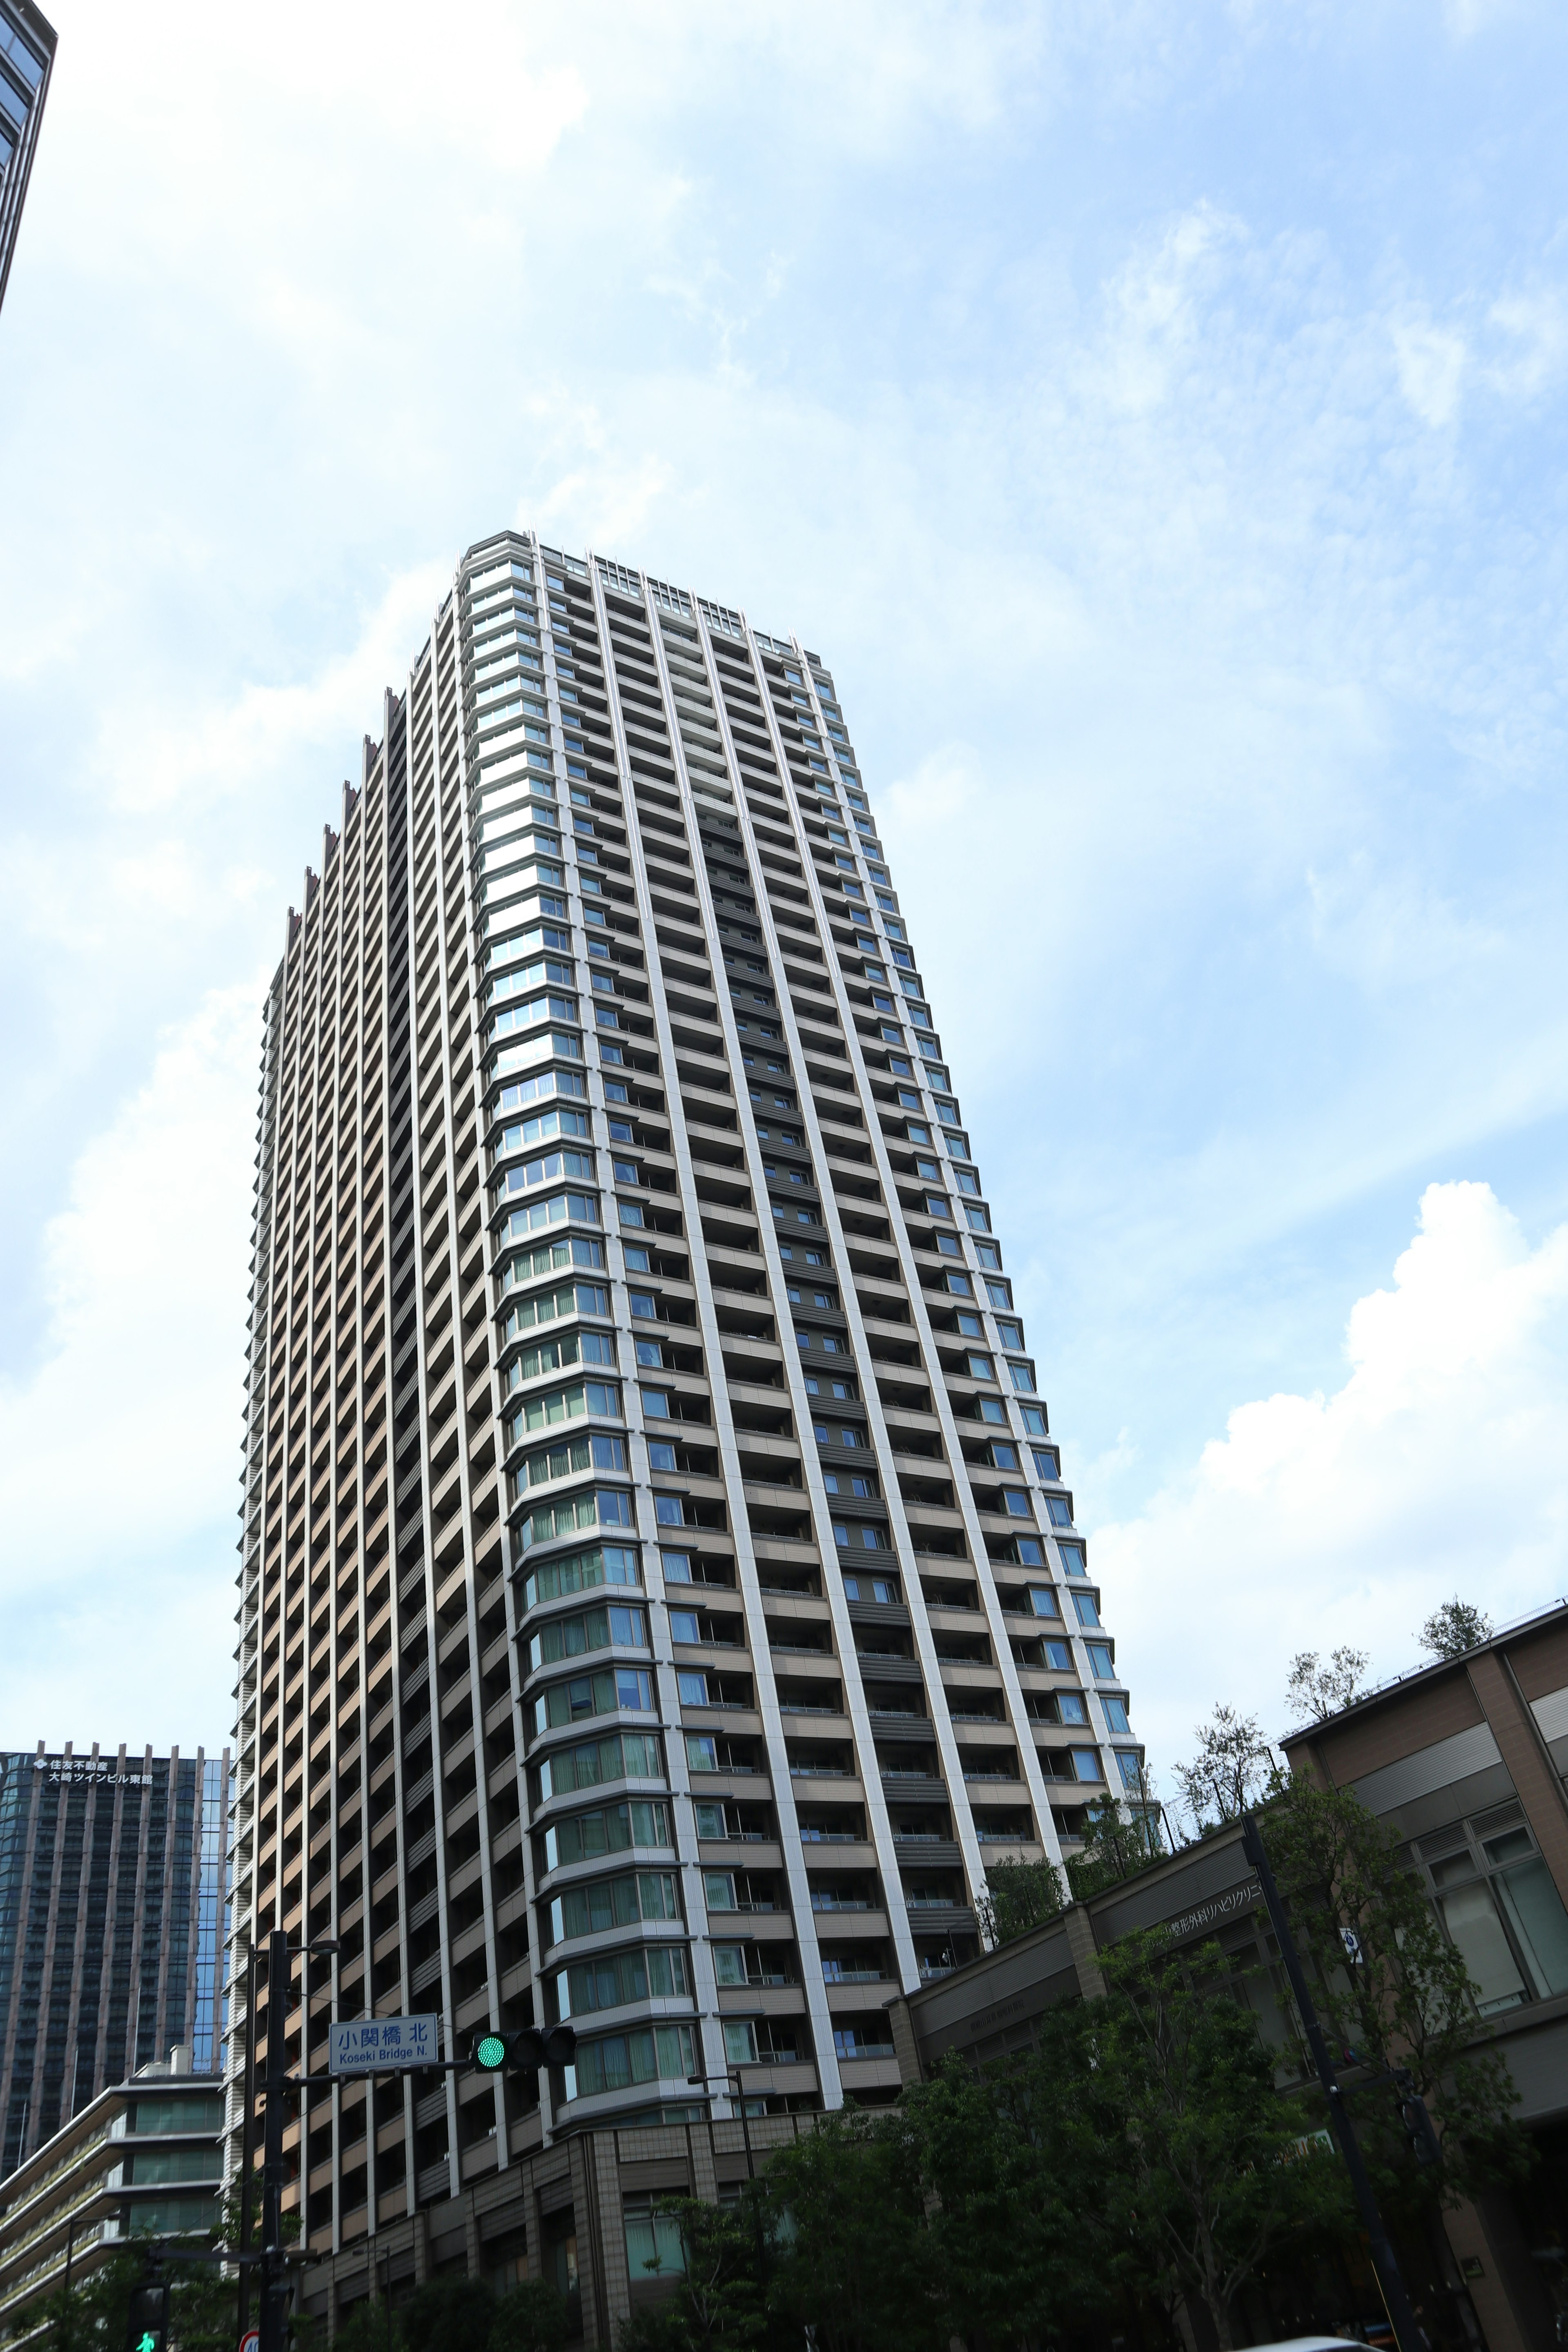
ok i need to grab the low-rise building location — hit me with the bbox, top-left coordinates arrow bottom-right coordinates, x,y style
0,2052 -> 223,2346
888,1597 -> 1568,2352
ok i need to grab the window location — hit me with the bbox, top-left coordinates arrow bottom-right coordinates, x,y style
713,1945 -> 751,1986
990,1441 -> 1018,1468
723,2020 -> 758,2064
678,1670 -> 716,1705
1045,1497 -> 1074,1527
528,1604 -> 648,1671
1002,1490 -> 1033,1520
1059,1542 -> 1087,1576
946,1272 -> 973,1296
1116,1752 -> 1147,1793
626,2200 -> 685,2280
996,1320 -> 1023,1350
546,1867 -> 680,1945
655,1495 -> 685,1526
533,1666 -> 654,1734
1027,1588 -> 1059,1619
967,1353 -> 994,1380
1058,1693 -> 1087,1725
1031,1446 -> 1060,1480
1417,1807 -> 1568,2012
1070,1748 -> 1102,1783
1085,1643 -> 1115,1678
669,1610 -> 701,1644
977,1397 -> 1006,1424
1101,1697 -> 1131,1734
1013,1537 -> 1045,1566
1019,1404 -> 1048,1437
1043,1639 -> 1072,1670
957,1312 -> 984,1338
1007,1361 -> 1037,1393
985,1279 -> 1011,1309
704,1871 -> 737,1910
543,1800 -> 673,1872
1072,1591 -> 1101,1629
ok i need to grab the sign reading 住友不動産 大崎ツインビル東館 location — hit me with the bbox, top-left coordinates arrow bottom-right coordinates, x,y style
327,2016 -> 440,2074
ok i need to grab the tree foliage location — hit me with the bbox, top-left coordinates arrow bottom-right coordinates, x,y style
1065,1794 -> 1167,1900
1172,1706 -> 1277,1831
1284,1647 -> 1370,1724
618,2198 -> 765,2352
1086,1929 -> 1349,2350
1260,1770 -> 1524,2216
1419,1597 -> 1494,1659
976,1853 -> 1065,1946
761,2108 -> 939,2352
30,2250 -> 238,2352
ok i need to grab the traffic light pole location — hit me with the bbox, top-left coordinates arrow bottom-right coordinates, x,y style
237,1937 -> 258,2335
258,1929 -> 292,2352
1240,1814 -> 1423,2352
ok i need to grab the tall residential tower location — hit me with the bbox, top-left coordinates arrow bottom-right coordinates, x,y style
229,532 -> 1140,2262
0,0 -> 54,315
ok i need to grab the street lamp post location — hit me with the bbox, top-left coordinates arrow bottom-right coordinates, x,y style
686,2061 -> 768,2285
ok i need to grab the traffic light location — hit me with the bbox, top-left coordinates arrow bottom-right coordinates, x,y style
470,2026 -> 578,2073
125,2280 -> 169,2352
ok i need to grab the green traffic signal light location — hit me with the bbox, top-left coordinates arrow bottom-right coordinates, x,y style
474,2033 -> 508,2070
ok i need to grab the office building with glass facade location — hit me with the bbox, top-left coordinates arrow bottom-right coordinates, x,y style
0,1749 -> 229,2179
229,529 -> 1140,2265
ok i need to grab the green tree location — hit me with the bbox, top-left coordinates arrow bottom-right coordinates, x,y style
1065,1795 -> 1165,1900
1284,1647 -> 1370,1724
976,1854 -> 1065,1947
1419,1597 -> 1493,1659
490,2278 -> 568,2352
1261,1771 -> 1524,2217
397,2276 -> 497,2352
616,2198 -> 763,2352
906,2020 -> 1110,2345
331,2301 -> 397,2352
762,2106 -> 939,2352
1088,1929 -> 1349,2350
1172,1706 -> 1276,1833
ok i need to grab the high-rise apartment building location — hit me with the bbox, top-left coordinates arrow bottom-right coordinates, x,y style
0,0 -> 55,314
0,1747 -> 229,2176
230,530 -> 1140,2261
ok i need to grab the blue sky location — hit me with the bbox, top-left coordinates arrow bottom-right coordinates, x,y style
3,0 -> 1568,1787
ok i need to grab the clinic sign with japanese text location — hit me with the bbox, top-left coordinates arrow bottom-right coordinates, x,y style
328,2015 -> 439,2074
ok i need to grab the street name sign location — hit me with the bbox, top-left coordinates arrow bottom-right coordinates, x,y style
328,2015 -> 439,2074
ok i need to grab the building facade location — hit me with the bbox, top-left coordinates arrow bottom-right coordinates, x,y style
0,1749 -> 229,2178
0,2051 -> 224,2347
229,530 -> 1140,2270
1282,1602 -> 1568,2352
0,0 -> 54,314
891,1598 -> 1568,2352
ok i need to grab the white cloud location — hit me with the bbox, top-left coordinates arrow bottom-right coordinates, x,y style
1090,1181 -> 1568,1785
1394,317 -> 1467,426
0,983 -> 261,1744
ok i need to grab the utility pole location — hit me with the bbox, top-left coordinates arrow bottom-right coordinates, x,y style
1240,1814 -> 1425,2352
